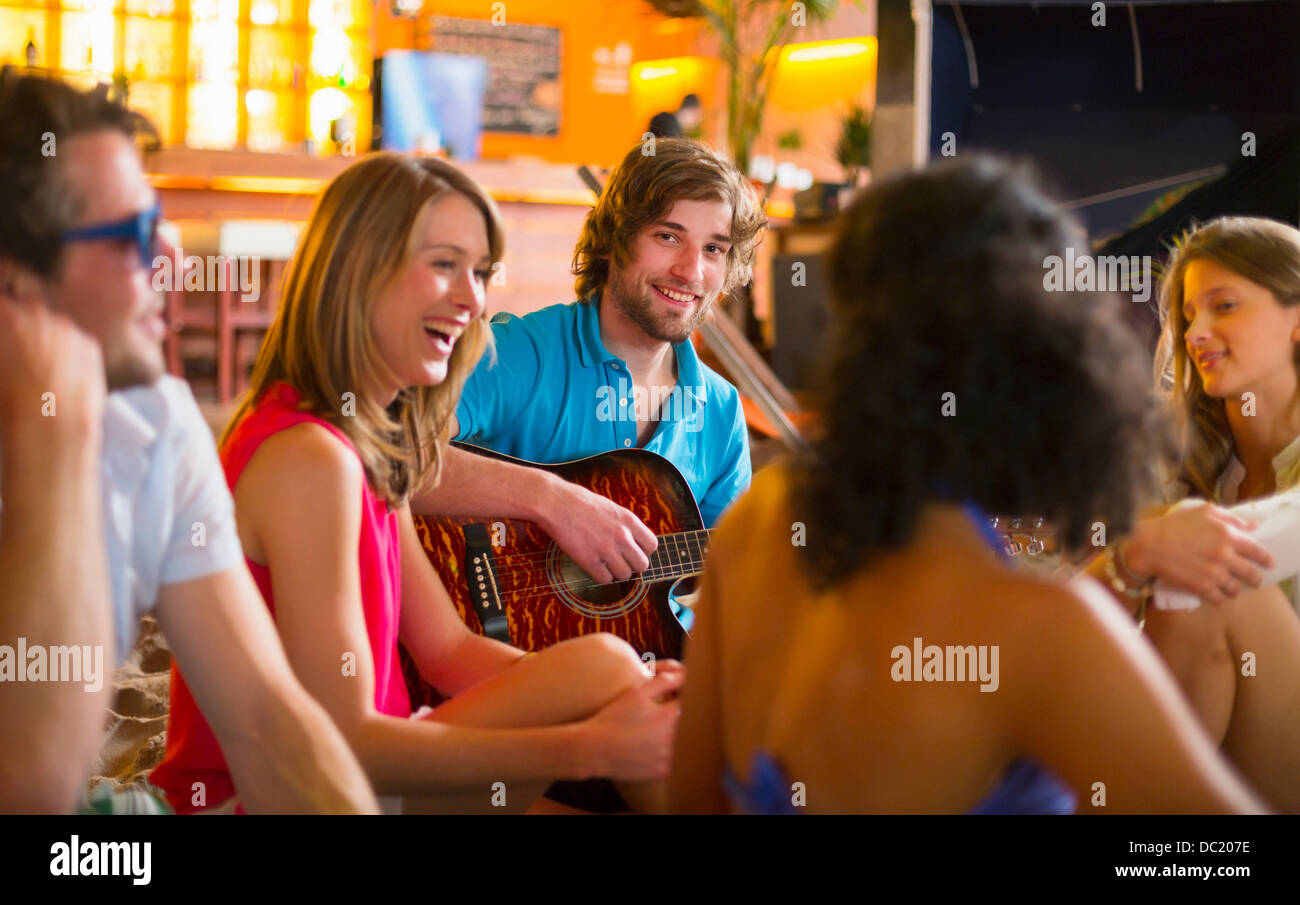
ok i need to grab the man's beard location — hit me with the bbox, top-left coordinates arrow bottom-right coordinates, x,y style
104,335 -> 165,390
608,271 -> 715,345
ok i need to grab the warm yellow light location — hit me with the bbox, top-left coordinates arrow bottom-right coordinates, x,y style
308,0 -> 351,28
191,0 -> 238,22
250,0 -> 279,25
191,21 -> 238,76
768,38 -> 876,111
245,88 -> 275,116
311,28 -> 348,79
638,66 -> 679,81
186,82 -> 237,149
784,40 -> 872,63
309,87 -> 352,143
146,174 -> 603,206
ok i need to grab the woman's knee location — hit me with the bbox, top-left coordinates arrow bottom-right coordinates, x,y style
565,632 -> 647,691
1144,601 -> 1237,742
1231,582 -> 1291,614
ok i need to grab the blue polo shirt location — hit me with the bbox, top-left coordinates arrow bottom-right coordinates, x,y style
454,297 -> 751,528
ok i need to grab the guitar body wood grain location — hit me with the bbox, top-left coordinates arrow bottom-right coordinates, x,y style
400,446 -> 703,711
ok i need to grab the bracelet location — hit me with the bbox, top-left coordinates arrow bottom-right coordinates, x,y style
1103,545 -> 1153,632
1114,540 -> 1156,587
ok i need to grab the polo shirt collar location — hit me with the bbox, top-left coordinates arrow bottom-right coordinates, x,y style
576,293 -> 617,368
672,331 -> 707,406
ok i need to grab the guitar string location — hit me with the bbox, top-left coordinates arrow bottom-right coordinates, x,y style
445,523 -> 1051,604
446,527 -> 711,570
459,530 -> 711,596
439,520 -> 1044,570
456,547 -> 709,576
478,559 -> 709,601
471,548 -> 711,599
457,529 -> 1051,602
432,524 -> 711,602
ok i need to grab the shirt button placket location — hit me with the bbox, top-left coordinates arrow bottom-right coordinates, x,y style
608,362 -> 633,448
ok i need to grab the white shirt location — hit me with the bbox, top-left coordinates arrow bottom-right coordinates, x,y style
1163,433 -> 1300,614
1,377 -> 244,662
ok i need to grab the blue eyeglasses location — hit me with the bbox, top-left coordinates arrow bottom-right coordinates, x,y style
61,202 -> 163,269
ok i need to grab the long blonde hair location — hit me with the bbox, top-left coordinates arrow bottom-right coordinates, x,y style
1154,216 -> 1300,497
223,153 -> 505,507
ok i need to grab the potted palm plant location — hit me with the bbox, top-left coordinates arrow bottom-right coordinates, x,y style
645,0 -> 844,177
836,100 -> 872,195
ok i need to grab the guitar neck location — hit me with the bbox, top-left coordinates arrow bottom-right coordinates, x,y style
644,528 -> 711,582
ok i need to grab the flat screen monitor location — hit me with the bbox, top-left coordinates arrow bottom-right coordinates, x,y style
380,50 -> 487,161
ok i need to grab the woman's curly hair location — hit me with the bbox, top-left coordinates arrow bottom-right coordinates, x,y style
795,155 -> 1174,589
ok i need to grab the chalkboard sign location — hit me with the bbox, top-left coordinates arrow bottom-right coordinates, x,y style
431,16 -> 562,136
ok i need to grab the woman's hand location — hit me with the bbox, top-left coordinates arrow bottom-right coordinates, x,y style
582,665 -> 685,782
1125,502 -> 1275,606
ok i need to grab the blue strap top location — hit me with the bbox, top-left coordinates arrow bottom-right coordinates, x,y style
720,501 -> 1076,815
724,751 -> 1075,815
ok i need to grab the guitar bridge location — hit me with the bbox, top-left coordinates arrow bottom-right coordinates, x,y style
463,523 -> 510,644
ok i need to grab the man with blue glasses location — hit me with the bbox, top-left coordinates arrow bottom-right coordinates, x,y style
61,202 -> 163,270
0,68 -> 377,814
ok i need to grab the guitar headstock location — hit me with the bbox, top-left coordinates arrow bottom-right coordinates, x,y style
988,515 -> 1059,558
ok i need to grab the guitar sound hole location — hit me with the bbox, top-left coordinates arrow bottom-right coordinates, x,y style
556,555 -> 638,606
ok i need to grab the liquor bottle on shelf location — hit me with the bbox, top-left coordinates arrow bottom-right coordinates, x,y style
25,29 -> 37,69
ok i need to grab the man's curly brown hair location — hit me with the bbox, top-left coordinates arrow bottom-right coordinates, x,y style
795,155 -> 1174,589
572,138 -> 765,302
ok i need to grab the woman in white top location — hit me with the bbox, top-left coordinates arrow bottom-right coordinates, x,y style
1096,217 -> 1300,811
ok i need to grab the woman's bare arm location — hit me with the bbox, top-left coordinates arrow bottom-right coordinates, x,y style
235,423 -> 615,795
238,423 -> 684,797
1219,583 -> 1300,812
667,566 -> 731,814
1010,576 -> 1266,813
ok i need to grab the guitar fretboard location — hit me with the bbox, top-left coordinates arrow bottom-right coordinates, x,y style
644,529 -> 711,581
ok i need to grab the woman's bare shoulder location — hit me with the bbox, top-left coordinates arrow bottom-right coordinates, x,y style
233,421 -> 366,558
239,421 -> 363,492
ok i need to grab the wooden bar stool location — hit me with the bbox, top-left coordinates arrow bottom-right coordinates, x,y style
167,221 -> 300,404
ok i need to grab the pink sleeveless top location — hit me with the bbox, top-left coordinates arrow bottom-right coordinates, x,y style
152,381 -> 409,813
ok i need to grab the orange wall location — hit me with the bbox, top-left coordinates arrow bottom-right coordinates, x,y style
376,1 -> 704,167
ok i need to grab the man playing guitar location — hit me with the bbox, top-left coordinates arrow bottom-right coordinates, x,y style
412,138 -> 764,595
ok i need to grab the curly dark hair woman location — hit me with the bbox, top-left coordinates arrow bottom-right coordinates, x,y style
799,155 -> 1171,587
668,156 -> 1267,815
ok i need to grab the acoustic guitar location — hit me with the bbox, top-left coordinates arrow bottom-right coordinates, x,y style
400,444 -> 707,710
